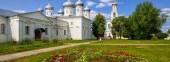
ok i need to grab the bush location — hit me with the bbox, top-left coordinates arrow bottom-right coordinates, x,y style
20,38 -> 33,45
66,38 -> 72,40
51,39 -> 58,43
151,36 -> 158,40
155,33 -> 168,40
41,37 -> 49,43
6,39 -> 17,44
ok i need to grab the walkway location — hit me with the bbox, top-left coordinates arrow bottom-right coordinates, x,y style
0,41 -> 97,62
92,44 -> 170,46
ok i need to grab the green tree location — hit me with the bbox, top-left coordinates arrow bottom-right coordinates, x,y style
155,33 -> 168,40
167,29 -> 170,34
92,13 -> 106,39
129,1 -> 167,40
112,16 -> 129,39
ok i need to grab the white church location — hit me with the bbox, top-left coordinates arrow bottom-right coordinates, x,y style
0,0 -> 120,42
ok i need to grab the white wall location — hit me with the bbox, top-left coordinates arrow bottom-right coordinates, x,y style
9,16 -> 20,41
0,16 -> 8,43
58,17 -> 83,40
64,7 -> 74,16
19,16 -> 53,41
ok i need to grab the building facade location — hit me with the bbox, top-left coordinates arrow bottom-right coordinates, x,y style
0,0 -> 94,43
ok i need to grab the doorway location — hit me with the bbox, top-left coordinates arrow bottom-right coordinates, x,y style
34,28 -> 45,41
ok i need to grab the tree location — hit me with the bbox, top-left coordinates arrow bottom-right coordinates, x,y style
129,1 -> 167,40
167,29 -> 170,34
155,33 -> 168,40
111,16 -> 129,39
92,13 -> 106,39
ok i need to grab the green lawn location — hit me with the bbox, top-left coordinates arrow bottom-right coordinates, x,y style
95,40 -> 170,44
11,40 -> 170,62
60,40 -> 95,43
0,40 -> 94,55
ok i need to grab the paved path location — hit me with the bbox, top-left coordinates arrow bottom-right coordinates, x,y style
92,44 -> 170,46
0,41 -> 97,62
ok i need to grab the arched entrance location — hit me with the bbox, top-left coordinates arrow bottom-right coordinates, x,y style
34,28 -> 45,41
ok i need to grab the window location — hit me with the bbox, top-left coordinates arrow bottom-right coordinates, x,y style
64,30 -> 66,35
56,30 -> 58,36
66,11 -> 68,14
71,22 -> 73,26
77,9 -> 79,12
45,28 -> 48,35
108,24 -> 111,29
113,13 -> 116,17
25,26 -> 29,35
84,30 -> 85,36
1,24 -> 5,34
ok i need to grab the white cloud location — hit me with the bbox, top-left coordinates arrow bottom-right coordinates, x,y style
95,0 -> 123,8
162,8 -> 170,20
100,0 -> 113,3
90,10 -> 111,20
12,10 -> 27,13
87,1 -> 96,7
96,3 -> 105,8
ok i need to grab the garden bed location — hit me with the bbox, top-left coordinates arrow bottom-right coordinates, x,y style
45,50 -> 148,62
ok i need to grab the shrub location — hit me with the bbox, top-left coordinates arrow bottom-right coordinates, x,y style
151,36 -> 158,40
51,39 -> 58,43
20,38 -> 33,45
155,33 -> 168,40
42,37 -> 49,43
6,39 -> 17,44
66,38 -> 72,40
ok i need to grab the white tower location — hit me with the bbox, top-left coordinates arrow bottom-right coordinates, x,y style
84,6 -> 91,19
57,9 -> 64,16
75,0 -> 84,16
105,0 -> 119,39
111,0 -> 118,20
45,2 -> 54,17
63,0 -> 74,16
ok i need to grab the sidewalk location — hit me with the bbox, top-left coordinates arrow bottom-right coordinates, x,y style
0,41 -> 97,61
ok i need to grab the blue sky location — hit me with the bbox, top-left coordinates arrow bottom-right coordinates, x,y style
0,0 -> 170,32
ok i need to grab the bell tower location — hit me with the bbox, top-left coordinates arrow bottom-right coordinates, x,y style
45,0 -> 54,17
111,0 -> 118,20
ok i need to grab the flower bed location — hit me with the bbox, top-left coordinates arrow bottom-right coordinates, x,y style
44,50 -> 148,62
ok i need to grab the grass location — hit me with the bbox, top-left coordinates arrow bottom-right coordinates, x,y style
11,40 -> 170,62
60,40 -> 96,43
95,39 -> 170,44
0,40 -> 94,55
0,41 -> 64,55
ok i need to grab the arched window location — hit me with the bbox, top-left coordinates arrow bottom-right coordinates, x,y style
1,24 -> 5,34
113,13 -> 116,17
25,26 -> 30,35
108,24 -> 111,29
64,30 -> 66,35
77,9 -> 79,12
56,30 -> 58,36
45,28 -> 48,35
71,22 -> 73,25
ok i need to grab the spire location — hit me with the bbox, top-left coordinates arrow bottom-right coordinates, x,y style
84,6 -> 90,11
45,0 -> 53,10
76,0 -> 84,6
112,0 -> 118,5
63,0 -> 74,7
